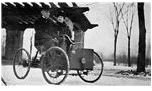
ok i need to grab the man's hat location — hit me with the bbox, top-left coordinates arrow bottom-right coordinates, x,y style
41,5 -> 50,11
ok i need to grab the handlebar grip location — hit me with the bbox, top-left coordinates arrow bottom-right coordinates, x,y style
63,34 -> 75,45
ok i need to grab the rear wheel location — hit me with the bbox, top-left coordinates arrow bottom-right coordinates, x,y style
41,47 -> 69,85
13,48 -> 31,79
77,51 -> 103,83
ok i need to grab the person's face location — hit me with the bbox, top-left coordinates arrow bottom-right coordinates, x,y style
57,16 -> 64,23
41,10 -> 50,19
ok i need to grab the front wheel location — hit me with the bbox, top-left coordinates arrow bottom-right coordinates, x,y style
41,47 -> 70,85
77,51 -> 103,83
13,48 -> 31,79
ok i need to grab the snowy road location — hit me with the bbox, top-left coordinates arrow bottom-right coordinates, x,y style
1,65 -> 150,86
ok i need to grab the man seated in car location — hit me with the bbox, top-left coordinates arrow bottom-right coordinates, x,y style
34,7 -> 74,55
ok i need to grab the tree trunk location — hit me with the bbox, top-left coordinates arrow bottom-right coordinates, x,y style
128,36 -> 131,67
114,34 -> 118,66
137,3 -> 146,72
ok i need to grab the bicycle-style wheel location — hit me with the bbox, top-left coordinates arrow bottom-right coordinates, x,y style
13,48 -> 31,79
77,51 -> 103,83
41,47 -> 69,85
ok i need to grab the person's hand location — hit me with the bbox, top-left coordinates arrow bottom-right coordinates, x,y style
52,38 -> 59,43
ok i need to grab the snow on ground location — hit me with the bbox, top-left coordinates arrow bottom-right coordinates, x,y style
1,62 -> 151,86
103,61 -> 151,70
103,62 -> 151,81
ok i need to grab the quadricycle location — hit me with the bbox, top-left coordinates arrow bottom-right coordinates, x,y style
13,34 -> 103,85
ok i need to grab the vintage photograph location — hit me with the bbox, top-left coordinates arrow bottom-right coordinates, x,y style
1,1 -> 151,86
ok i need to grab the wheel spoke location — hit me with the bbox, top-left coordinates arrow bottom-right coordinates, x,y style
41,47 -> 69,85
77,51 -> 103,83
13,48 -> 30,79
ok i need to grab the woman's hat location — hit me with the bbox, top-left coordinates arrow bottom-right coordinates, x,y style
54,9 -> 66,17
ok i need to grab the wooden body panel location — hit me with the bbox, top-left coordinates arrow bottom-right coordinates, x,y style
69,49 -> 94,70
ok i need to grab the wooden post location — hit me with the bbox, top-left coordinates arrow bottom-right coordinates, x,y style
5,29 -> 24,60
74,30 -> 84,49
1,29 -> 6,58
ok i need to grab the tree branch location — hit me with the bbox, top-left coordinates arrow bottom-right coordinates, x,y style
121,4 -> 129,35
129,3 -> 136,36
118,2 -> 125,16
129,10 -> 135,36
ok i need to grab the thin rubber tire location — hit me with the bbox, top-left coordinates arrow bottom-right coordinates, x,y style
13,48 -> 31,79
77,51 -> 103,83
41,46 -> 69,85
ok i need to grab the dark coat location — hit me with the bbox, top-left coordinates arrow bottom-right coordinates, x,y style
57,22 -> 72,38
34,17 -> 59,46
34,16 -> 72,50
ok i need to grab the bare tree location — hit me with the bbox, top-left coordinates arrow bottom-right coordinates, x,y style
137,2 -> 146,72
121,3 -> 136,67
109,2 -> 125,66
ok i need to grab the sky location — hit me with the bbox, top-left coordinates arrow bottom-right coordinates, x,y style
1,2 -> 151,59
78,2 -> 151,59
